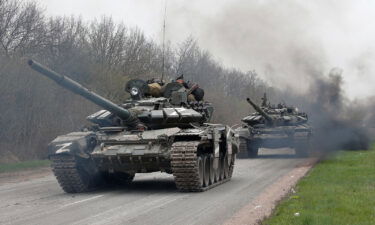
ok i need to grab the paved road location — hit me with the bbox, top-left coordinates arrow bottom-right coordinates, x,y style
0,149 -> 307,225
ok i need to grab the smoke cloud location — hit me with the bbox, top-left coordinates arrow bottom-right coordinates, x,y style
167,0 -> 375,98
166,0 -> 375,150
303,68 -> 370,151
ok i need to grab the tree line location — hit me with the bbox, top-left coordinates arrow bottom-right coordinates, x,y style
0,0 -> 275,162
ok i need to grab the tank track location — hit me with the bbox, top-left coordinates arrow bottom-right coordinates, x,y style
239,138 -> 248,153
50,155 -> 91,193
171,141 -> 233,192
237,137 -> 249,158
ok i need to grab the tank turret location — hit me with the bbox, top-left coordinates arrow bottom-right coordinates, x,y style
246,97 -> 273,123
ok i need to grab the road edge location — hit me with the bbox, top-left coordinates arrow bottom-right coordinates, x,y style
223,157 -> 318,225
0,166 -> 51,185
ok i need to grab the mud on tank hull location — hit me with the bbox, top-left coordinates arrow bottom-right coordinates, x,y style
48,126 -> 239,193
236,124 -> 311,158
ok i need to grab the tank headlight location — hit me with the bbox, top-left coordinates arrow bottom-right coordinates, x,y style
130,87 -> 139,96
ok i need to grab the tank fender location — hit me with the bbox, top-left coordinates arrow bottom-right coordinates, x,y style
48,132 -> 96,158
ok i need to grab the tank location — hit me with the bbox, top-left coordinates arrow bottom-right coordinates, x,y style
236,93 -> 312,158
28,60 -> 238,192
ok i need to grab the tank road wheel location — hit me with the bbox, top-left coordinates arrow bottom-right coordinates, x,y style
51,155 -> 101,193
198,156 -> 204,187
203,155 -> 211,187
223,155 -> 230,179
208,154 -> 215,185
214,157 -> 221,182
219,154 -> 225,181
228,154 -> 236,178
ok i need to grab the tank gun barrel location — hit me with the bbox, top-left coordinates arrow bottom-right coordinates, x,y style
246,97 -> 273,122
28,60 -> 138,127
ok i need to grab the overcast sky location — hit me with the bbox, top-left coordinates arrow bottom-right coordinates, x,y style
37,0 -> 375,99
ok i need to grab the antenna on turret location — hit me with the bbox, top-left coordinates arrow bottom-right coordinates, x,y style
161,0 -> 167,83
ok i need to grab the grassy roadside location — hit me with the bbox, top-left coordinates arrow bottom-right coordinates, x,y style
263,143 -> 375,225
0,160 -> 50,173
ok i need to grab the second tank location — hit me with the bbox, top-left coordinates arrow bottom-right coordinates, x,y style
236,93 -> 312,158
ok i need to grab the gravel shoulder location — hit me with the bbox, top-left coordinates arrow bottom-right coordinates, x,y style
0,167 -> 51,185
224,158 -> 317,225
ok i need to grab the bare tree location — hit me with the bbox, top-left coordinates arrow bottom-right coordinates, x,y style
0,0 -> 45,57
89,16 -> 127,68
44,16 -> 87,63
0,0 -> 275,162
